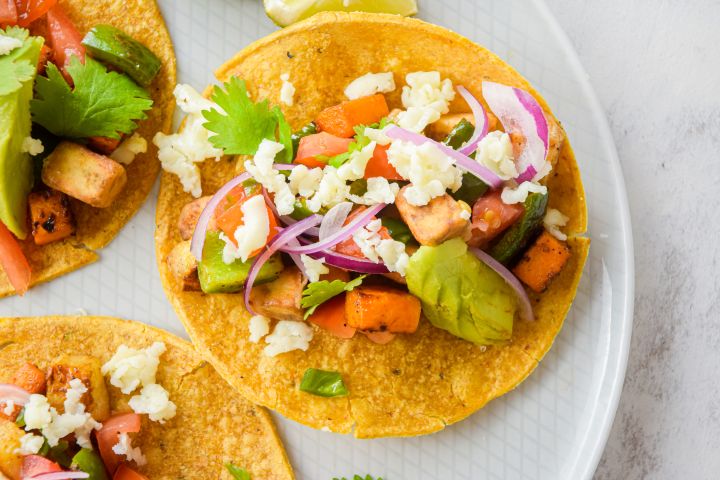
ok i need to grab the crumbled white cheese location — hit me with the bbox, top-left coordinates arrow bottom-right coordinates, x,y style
220,195 -> 270,264
128,384 -> 177,423
288,164 -> 323,197
112,432 -> 147,466
2,400 -> 14,417
475,131 -> 518,180
544,208 -> 570,241
23,394 -> 52,431
0,33 -> 22,56
344,72 -> 396,100
153,84 -> 224,198
347,177 -> 399,206
244,139 -> 295,215
337,141 -> 376,182
363,127 -> 392,146
279,73 -> 295,106
459,209 -> 471,221
101,342 -> 166,395
306,166 -> 350,213
27,395 -> 100,448
301,255 -> 329,282
111,133 -> 147,165
501,181 -> 548,204
64,378 -> 87,415
387,140 -> 463,206
21,137 -> 44,156
15,433 -> 44,455
263,321 -> 314,357
249,315 -> 271,343
375,238 -> 410,275
351,219 -> 409,275
397,71 -> 455,132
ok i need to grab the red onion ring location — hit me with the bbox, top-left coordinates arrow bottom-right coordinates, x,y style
0,383 -> 30,406
385,126 -> 503,189
470,248 -> 534,322
278,215 -> 320,237
279,203 -> 386,255
244,214 -> 323,315
481,81 -> 549,183
31,473 -> 90,480
456,86 -> 490,156
318,202 -> 352,240
306,250 -> 390,274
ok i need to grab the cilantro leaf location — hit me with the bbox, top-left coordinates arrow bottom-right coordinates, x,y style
225,463 -> 251,480
31,56 -> 153,139
326,124 -> 375,168
0,27 -> 38,96
203,77 -> 282,156
299,368 -> 348,397
332,475 -> 384,480
301,275 -> 366,319
273,105 -> 294,163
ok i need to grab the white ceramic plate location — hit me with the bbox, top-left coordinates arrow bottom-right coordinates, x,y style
0,0 -> 634,478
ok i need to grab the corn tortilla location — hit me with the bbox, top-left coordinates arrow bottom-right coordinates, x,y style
0,316 -> 294,479
155,12 -> 589,437
0,0 -> 176,297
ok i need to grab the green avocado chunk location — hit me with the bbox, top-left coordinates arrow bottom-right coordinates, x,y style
489,192 -> 549,265
406,237 -> 517,345
71,448 -> 109,480
198,231 -> 284,293
0,29 -> 43,239
82,25 -> 161,86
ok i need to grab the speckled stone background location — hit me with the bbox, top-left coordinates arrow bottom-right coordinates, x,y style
546,1 -> 720,478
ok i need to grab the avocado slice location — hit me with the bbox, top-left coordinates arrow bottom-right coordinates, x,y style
0,29 -> 43,239
489,192 -> 549,265
198,231 -> 284,294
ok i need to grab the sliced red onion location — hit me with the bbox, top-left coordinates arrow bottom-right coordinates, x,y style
280,203 -> 386,255
261,188 -> 280,218
190,165 -> 297,261
319,202 -> 352,240
285,238 -> 308,278
244,214 -> 323,315
470,248 -> 534,322
31,473 -> 90,480
306,250 -> 390,274
0,383 -> 30,406
456,86 -> 489,156
481,81 -> 549,183
385,126 -> 503,189
278,215 -> 320,237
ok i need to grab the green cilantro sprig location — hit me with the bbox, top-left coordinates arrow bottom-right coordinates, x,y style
301,275 -> 366,319
225,463 -> 251,479
300,368 -> 348,397
0,27 -> 41,96
333,475 -> 384,480
31,56 -> 153,139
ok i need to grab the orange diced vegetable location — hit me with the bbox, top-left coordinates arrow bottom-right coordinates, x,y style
468,190 -> 524,249
512,230 -> 571,293
87,136 -> 122,156
320,266 -> 350,283
97,413 -> 142,474
12,363 -> 46,394
345,286 -> 421,334
37,44 -> 52,75
0,0 -> 18,26
315,94 -> 389,138
46,4 -> 85,74
28,190 -> 75,246
15,0 -> 57,27
295,132 -> 353,168
215,193 -> 278,256
334,207 -> 392,259
308,294 -> 356,339
0,222 -> 31,295
363,144 -> 403,180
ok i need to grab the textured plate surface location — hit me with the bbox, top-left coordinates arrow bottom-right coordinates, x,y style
0,0 -> 633,479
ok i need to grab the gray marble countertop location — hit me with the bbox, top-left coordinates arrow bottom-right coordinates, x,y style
545,1 -> 720,478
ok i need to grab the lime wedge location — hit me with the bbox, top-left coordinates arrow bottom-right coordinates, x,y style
264,0 -> 419,27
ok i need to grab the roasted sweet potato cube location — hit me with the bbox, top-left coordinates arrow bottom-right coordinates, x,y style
345,286 -> 421,333
512,230 -> 571,293
0,420 -> 24,480
28,190 -> 75,245
42,142 -> 127,208
46,355 -> 110,422
167,240 -> 200,291
396,186 -> 470,246
178,196 -> 212,241
0,363 -> 46,421
249,267 -> 306,321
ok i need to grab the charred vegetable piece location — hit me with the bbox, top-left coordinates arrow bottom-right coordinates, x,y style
396,186 -> 470,246
167,240 -> 200,291
291,122 -> 317,157
12,362 -> 46,395
380,217 -> 413,244
441,118 -> 475,149
442,119 -> 489,204
86,136 -> 122,156
28,190 -> 75,246
307,294 -> 356,339
42,142 -> 127,209
512,230 -> 571,292
71,448 -> 108,480
315,94 -> 389,138
427,112 -> 500,141
198,231 -> 283,293
178,196 -> 211,241
545,115 -> 566,167
363,144 -> 403,180
0,419 -> 24,479
467,190 -> 524,249
299,368 -> 348,398
489,192 -> 549,265
82,25 -> 161,87
45,355 -> 110,422
345,286 -> 421,333
249,267 -> 306,321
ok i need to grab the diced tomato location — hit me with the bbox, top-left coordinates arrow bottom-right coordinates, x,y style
0,222 -> 31,295
363,144 -> 403,180
46,4 -> 85,74
21,455 -> 62,477
335,207 -> 392,259
315,94 -> 390,138
295,132 -> 353,168
37,44 -> 52,75
308,294 -> 356,339
0,0 -> 18,26
14,0 -> 56,27
215,192 -> 278,257
467,190 -> 524,249
97,413 -> 142,474
114,464 -> 150,480
363,331 -> 396,345
87,136 -> 122,156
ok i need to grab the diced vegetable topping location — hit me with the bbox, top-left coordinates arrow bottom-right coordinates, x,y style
299,368 -> 348,398
295,132 -> 353,168
315,94 -> 389,138
28,190 -> 75,245
512,230 -> 571,293
45,5 -> 85,73
225,463 -> 250,480
345,286 -> 421,334
307,294 -> 356,339
0,221 -> 31,294
489,192 -> 548,265
300,275 -> 366,319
